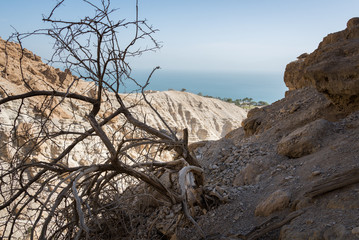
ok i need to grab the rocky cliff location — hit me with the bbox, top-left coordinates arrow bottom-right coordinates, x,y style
0,36 -> 246,146
284,17 -> 359,113
171,18 -> 359,239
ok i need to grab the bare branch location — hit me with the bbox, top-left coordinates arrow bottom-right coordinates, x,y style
0,90 -> 96,105
0,0 -> 207,238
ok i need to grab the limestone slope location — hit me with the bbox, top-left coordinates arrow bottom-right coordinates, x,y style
130,90 -> 246,142
0,36 -> 246,148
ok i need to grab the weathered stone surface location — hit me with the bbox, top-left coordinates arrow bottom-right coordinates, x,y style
133,91 -> 247,142
326,191 -> 359,210
277,119 -> 333,158
323,224 -> 350,240
284,18 -> 359,113
0,131 -> 10,162
15,122 -> 34,146
57,68 -> 74,86
41,67 -> 59,83
284,57 -> 310,90
241,107 -> 264,136
254,190 -> 290,217
242,87 -> 339,138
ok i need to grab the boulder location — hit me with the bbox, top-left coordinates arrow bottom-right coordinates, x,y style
254,189 -> 291,217
277,119 -> 333,158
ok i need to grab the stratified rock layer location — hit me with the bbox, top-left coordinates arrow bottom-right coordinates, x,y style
0,37 -> 247,145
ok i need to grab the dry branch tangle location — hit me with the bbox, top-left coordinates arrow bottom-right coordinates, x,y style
0,1 -> 245,239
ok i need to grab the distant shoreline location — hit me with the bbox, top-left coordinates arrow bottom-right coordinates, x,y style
123,70 -> 287,104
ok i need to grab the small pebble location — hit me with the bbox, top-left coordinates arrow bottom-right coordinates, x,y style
284,176 -> 294,180
306,219 -> 314,225
233,213 -> 240,220
352,227 -> 359,234
312,170 -> 321,176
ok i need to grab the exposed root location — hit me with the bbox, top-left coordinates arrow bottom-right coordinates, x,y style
178,165 -> 206,238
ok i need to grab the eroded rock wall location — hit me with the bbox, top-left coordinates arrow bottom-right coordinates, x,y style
0,37 -> 247,167
284,17 -> 359,113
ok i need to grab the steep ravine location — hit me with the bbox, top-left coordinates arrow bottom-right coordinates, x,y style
2,17 -> 359,240
174,18 -> 359,240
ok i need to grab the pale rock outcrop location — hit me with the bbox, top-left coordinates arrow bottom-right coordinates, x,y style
129,91 -> 247,142
0,37 -> 247,167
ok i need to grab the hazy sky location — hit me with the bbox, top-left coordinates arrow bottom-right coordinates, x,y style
1,0 -> 359,74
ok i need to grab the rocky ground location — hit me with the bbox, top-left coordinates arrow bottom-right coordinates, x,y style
170,18 -> 359,239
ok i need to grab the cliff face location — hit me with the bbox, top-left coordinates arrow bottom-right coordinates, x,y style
132,90 -> 246,142
173,18 -> 359,239
284,17 -> 359,113
0,37 -> 246,147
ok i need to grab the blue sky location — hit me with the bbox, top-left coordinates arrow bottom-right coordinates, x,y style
1,0 -> 358,75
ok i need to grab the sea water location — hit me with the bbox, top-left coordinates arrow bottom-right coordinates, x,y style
121,70 -> 287,104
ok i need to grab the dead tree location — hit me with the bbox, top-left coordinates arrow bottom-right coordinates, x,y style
0,0 -> 207,239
